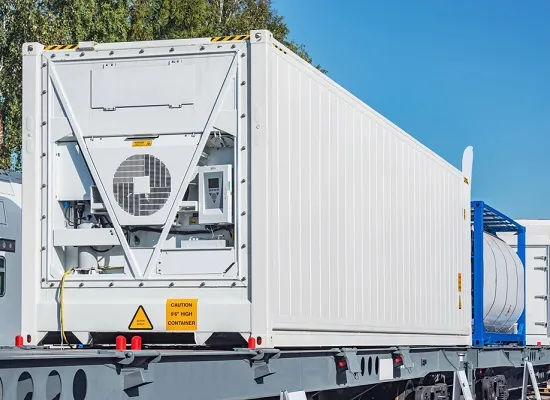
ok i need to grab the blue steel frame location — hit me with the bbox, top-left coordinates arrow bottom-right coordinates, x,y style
471,201 -> 526,347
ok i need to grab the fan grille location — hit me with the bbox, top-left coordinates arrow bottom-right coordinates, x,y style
113,154 -> 171,216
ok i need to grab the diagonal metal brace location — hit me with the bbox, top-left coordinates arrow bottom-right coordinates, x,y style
250,349 -> 281,380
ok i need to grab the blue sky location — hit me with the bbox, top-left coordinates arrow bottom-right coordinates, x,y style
274,0 -> 550,219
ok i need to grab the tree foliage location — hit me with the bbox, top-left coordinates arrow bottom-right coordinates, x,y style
0,0 -> 322,170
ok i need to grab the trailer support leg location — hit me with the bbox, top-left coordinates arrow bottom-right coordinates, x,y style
452,370 -> 474,400
521,360 -> 541,400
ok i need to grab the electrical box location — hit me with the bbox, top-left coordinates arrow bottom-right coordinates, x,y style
198,164 -> 232,224
90,185 -> 106,214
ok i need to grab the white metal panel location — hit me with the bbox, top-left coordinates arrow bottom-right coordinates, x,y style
158,248 -> 235,276
91,62 -> 195,109
250,31 -> 471,347
20,44 -> 43,345
36,287 -> 251,338
53,229 -> 120,246
51,52 -> 237,138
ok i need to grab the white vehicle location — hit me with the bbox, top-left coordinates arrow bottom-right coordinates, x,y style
0,172 -> 21,347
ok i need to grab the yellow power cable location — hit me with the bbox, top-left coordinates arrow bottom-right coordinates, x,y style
60,268 -> 74,348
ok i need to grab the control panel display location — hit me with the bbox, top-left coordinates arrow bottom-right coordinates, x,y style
208,178 -> 219,189
198,165 -> 232,224
207,177 -> 221,205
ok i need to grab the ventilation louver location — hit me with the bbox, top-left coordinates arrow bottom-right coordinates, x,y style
113,154 -> 171,217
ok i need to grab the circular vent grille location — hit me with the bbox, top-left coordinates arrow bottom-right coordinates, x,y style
113,154 -> 171,216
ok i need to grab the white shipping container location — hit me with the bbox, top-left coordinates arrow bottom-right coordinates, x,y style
500,220 -> 550,346
13,30 -> 471,349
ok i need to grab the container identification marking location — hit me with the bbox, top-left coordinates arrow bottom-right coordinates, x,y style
128,305 -> 153,330
166,299 -> 198,331
132,140 -> 152,147
458,273 -> 463,310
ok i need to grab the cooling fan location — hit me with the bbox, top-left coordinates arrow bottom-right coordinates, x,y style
112,154 -> 172,217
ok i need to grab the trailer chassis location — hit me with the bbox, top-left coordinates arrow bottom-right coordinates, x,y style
0,345 -> 549,399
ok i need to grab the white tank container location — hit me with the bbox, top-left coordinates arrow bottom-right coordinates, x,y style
16,30 -> 472,349
482,232 -> 524,333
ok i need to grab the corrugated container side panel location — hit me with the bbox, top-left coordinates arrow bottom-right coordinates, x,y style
259,40 -> 470,340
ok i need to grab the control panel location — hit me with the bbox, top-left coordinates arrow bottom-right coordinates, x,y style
198,164 -> 232,224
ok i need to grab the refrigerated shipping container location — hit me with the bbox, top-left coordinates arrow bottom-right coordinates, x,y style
12,30 -> 472,348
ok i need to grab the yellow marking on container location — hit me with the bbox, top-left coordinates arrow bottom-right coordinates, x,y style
464,177 -> 469,185
211,35 -> 250,42
44,45 -> 78,51
131,140 -> 152,147
128,305 -> 153,330
458,273 -> 463,292
273,44 -> 287,54
166,299 -> 198,331
459,295 -> 462,310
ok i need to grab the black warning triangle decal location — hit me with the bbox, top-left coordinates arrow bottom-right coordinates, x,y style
128,305 -> 154,330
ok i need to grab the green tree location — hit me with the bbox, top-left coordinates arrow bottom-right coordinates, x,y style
0,0 -> 322,170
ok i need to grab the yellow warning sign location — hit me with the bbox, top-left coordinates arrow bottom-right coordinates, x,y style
128,305 -> 153,330
458,273 -> 463,293
131,140 -> 152,147
166,299 -> 198,331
